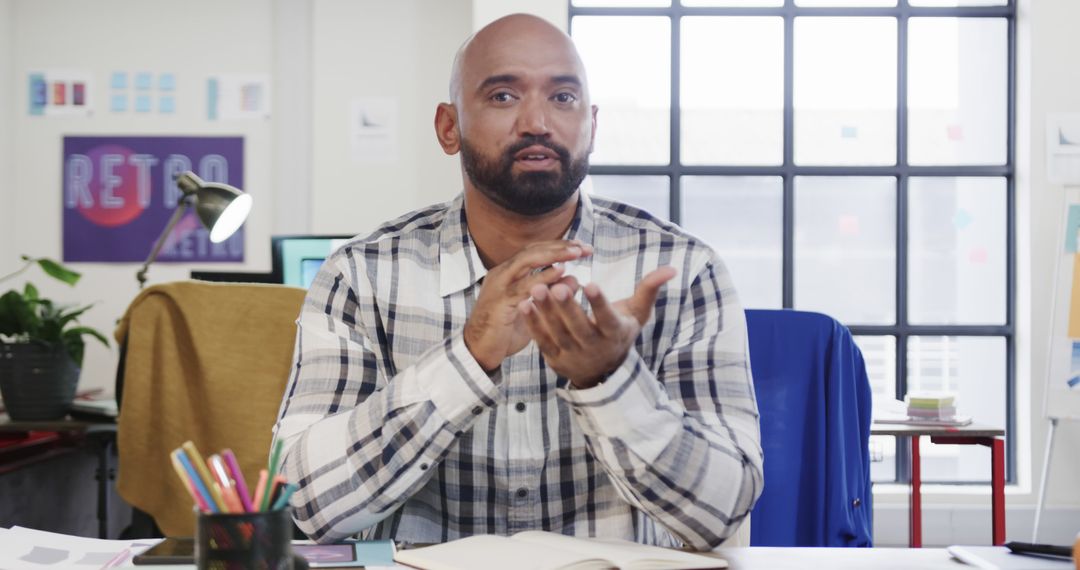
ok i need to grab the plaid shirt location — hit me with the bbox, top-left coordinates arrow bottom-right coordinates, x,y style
273,191 -> 763,550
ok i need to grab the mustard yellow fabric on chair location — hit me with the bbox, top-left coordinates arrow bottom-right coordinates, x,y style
114,280 -> 305,536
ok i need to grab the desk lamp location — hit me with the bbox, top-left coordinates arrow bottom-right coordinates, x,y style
136,171 -> 253,288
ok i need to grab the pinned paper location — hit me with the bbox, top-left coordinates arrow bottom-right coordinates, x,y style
159,96 -> 175,114
27,70 -> 93,117
954,209 -> 973,230
841,126 -> 858,139
969,247 -> 987,264
158,73 -> 176,91
110,94 -> 127,112
1070,254 -> 1080,338
110,72 -> 127,90
1065,205 -> 1080,252
135,72 -> 153,90
135,94 -> 152,113
838,214 -> 860,236
946,124 -> 964,141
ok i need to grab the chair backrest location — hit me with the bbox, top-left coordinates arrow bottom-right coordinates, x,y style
745,309 -> 873,547
114,280 -> 305,536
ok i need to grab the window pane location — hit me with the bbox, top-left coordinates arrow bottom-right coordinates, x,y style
796,0 -> 895,6
910,0 -> 1006,6
682,0 -> 783,6
908,336 -> 1006,482
682,17 -> 783,166
908,18 -> 1007,165
794,17 -> 897,165
584,175 -> 670,220
794,176 -> 896,324
573,0 -> 668,5
573,17 -> 670,165
855,335 -> 897,482
681,176 -> 782,309
909,177 -> 1006,325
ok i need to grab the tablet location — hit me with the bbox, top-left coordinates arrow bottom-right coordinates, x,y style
132,537 -> 395,568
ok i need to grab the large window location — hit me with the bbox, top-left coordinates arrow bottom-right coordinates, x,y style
570,0 -> 1016,484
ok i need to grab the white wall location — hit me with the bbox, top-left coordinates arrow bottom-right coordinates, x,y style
0,0 -> 14,269
1025,0 -> 1080,524
5,0 -> 276,394
309,0 -> 470,236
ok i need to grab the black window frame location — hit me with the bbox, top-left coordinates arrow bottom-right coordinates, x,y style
569,0 -> 1017,485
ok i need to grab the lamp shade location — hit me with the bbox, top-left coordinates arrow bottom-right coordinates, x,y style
195,184 -> 253,243
175,172 -> 253,243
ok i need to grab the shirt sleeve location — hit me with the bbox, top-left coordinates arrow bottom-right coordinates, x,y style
272,252 -> 499,543
557,256 -> 764,551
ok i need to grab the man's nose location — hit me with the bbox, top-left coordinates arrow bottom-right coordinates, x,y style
515,97 -> 550,137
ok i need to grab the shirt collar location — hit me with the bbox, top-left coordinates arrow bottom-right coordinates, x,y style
438,191 -> 597,298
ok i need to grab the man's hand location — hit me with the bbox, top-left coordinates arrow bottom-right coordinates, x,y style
463,240 -> 592,372
518,266 -> 678,388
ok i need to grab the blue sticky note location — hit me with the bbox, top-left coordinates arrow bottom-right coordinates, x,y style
159,73 -> 175,92
841,126 -> 858,139
110,72 -> 128,90
159,95 -> 175,114
1066,205 -> 1080,253
135,94 -> 152,113
110,94 -> 127,112
135,72 -> 153,91
953,209 -> 973,230
29,73 -> 46,115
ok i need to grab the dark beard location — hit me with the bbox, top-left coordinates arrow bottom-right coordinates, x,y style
460,135 -> 589,217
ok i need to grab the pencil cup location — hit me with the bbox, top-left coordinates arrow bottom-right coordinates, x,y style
196,509 -> 293,570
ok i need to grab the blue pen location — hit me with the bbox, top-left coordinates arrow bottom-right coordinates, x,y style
175,449 -> 219,514
270,483 -> 298,511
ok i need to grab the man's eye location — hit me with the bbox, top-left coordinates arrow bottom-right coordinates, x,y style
491,92 -> 514,103
554,93 -> 577,104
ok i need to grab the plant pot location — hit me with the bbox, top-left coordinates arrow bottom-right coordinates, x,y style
0,342 -> 81,421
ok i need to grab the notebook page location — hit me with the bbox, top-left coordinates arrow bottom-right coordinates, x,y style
393,535 -> 609,570
513,532 -> 726,570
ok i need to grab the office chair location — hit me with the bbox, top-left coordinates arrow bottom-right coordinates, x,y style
745,309 -> 874,547
114,280 -> 306,536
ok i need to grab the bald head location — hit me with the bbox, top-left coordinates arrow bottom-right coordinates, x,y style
448,14 -> 588,106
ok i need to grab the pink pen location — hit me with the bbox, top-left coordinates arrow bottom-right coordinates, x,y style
221,449 -> 255,512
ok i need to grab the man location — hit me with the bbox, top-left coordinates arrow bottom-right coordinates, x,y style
273,13 -> 762,550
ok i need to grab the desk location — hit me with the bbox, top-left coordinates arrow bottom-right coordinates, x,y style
872,423 -> 1006,548
131,547 -> 972,570
0,414 -> 117,538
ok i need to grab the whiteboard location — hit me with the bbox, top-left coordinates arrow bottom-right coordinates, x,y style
1043,186 -> 1080,420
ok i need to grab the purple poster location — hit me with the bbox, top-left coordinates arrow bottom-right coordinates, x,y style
62,136 -> 245,263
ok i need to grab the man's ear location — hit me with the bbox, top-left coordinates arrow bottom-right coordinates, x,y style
435,103 -> 461,155
588,104 -> 598,153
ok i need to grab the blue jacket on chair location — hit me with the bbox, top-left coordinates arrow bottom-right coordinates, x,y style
745,309 -> 874,547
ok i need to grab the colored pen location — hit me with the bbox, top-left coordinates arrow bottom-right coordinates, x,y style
174,449 -> 219,514
170,451 -> 211,513
271,483 -> 298,511
253,469 -> 269,512
100,547 -> 132,569
221,449 -> 255,512
261,440 -> 285,511
208,454 -> 244,513
182,441 -> 227,513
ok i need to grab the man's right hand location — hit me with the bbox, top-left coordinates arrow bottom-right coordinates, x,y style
463,240 -> 592,372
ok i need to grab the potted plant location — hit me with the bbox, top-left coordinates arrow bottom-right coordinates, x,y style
0,255 -> 109,420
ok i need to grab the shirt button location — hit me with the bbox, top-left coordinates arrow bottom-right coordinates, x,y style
852,498 -> 862,508
420,463 -> 429,471
515,488 -> 528,499
515,402 -> 526,412
471,406 -> 483,415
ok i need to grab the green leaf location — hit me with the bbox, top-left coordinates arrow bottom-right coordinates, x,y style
55,303 -> 94,329
23,283 -> 38,301
62,335 -> 86,367
0,290 -> 37,337
64,325 -> 110,349
35,258 -> 80,286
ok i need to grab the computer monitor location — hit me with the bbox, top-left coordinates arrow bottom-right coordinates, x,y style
271,235 -> 353,289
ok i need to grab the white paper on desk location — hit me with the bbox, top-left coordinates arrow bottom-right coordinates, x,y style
948,545 -> 1073,569
0,526 -> 160,569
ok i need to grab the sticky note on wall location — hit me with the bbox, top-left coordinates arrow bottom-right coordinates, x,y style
1069,254 -> 1080,338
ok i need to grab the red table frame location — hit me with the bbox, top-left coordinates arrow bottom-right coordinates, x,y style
872,424 -> 1006,548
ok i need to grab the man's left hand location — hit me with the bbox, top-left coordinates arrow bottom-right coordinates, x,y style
518,267 -> 677,389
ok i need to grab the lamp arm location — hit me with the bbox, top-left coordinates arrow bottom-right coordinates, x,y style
136,200 -> 191,289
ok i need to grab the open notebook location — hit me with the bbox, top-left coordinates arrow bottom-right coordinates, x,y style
393,532 -> 726,570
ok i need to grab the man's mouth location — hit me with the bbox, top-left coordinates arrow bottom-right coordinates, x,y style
513,145 -> 559,170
